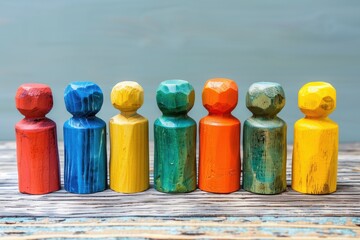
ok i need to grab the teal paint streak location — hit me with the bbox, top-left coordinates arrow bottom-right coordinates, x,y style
0,217 -> 359,238
259,226 -> 357,238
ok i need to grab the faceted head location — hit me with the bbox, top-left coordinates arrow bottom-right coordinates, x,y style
298,82 -> 336,118
111,81 -> 144,112
15,83 -> 53,118
64,81 -> 103,117
246,82 -> 285,117
156,80 -> 195,115
202,78 -> 238,114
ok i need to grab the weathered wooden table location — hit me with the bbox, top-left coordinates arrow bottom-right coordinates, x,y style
1,142 -> 359,239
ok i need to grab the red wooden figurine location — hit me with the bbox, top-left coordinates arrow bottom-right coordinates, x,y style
15,83 -> 60,194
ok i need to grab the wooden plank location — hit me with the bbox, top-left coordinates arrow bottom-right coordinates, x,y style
0,217 -> 359,239
0,142 -> 359,218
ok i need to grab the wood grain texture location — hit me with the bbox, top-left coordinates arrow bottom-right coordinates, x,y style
199,78 -> 241,193
292,82 -> 338,194
15,84 -> 60,195
109,81 -> 149,193
0,142 -> 359,218
0,216 -> 359,239
243,82 -> 287,194
154,80 -> 197,193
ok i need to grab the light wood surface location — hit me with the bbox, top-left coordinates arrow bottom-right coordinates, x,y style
0,141 -> 359,239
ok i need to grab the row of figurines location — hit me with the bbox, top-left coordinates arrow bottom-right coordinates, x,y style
15,78 -> 338,196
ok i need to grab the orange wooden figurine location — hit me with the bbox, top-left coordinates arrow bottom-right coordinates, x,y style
15,83 -> 61,194
199,78 -> 241,193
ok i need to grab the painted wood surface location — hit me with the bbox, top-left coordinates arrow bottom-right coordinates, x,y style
63,82 -> 107,194
14,84 -> 60,194
1,217 -> 359,239
0,142 -> 359,238
109,81 -> 149,193
199,78 -> 241,194
2,142 -> 359,218
154,80 -> 197,193
292,82 -> 338,194
243,82 -> 287,194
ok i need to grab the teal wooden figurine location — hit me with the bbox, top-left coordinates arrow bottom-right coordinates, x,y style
63,82 -> 107,194
243,82 -> 287,194
154,80 -> 197,193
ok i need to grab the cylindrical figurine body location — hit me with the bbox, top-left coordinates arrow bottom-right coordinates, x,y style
243,82 -> 287,194
109,81 -> 149,193
292,82 -> 338,194
15,83 -> 60,194
63,82 -> 107,194
154,80 -> 197,193
198,78 -> 240,193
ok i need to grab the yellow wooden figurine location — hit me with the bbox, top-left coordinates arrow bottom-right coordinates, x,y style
292,82 -> 338,194
109,81 -> 149,193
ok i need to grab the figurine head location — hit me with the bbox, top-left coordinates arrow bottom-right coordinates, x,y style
111,81 -> 144,112
15,83 -> 53,118
64,81 -> 103,117
156,80 -> 195,115
246,82 -> 285,117
298,82 -> 336,118
202,78 -> 238,114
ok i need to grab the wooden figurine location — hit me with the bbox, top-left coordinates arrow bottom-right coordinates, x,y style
243,82 -> 287,194
109,81 -> 149,193
292,82 -> 338,194
63,82 -> 107,194
15,83 -> 60,194
154,80 -> 197,193
198,78 -> 240,193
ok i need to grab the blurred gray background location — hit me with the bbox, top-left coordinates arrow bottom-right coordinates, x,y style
1,0 -> 359,142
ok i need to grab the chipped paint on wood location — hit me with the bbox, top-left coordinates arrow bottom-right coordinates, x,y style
0,217 -> 359,239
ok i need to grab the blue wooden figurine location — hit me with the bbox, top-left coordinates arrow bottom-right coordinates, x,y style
63,81 -> 107,194
154,80 -> 197,193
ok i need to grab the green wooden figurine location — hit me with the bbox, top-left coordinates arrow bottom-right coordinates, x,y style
154,80 -> 197,193
243,82 -> 287,194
